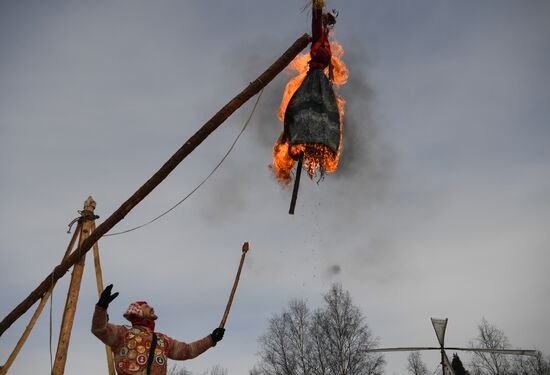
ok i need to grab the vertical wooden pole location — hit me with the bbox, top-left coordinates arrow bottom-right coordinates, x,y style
52,197 -> 97,375
0,226 -> 81,375
91,222 -> 115,375
288,152 -> 304,215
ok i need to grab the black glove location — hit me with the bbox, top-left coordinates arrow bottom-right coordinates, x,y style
210,327 -> 225,346
96,284 -> 119,309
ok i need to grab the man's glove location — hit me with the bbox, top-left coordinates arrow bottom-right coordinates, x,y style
96,284 -> 119,309
210,328 -> 225,346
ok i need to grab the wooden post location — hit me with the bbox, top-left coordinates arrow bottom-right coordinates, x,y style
0,33 -> 311,337
52,197 -> 97,374
91,222 -> 115,375
0,226 -> 80,375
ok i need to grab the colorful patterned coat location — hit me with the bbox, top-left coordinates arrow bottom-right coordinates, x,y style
92,306 -> 214,375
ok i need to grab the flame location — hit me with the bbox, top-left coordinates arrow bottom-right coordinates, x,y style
272,40 -> 348,186
271,136 -> 294,185
276,53 -> 310,123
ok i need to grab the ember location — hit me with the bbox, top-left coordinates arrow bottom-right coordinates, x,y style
272,40 -> 349,187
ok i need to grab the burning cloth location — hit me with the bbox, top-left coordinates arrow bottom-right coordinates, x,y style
284,68 -> 340,155
273,0 -> 345,184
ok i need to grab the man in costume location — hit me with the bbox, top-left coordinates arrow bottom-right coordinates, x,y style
92,284 -> 224,375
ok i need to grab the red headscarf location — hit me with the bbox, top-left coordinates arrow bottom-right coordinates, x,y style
309,7 -> 332,70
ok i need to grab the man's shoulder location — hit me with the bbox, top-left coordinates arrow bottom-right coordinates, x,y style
154,332 -> 174,345
154,331 -> 169,340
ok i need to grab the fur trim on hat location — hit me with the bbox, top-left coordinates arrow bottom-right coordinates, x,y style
123,301 -> 147,321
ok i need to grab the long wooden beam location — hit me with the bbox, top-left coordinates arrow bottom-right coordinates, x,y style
0,33 -> 311,337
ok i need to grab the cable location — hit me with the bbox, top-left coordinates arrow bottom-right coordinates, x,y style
104,88 -> 264,237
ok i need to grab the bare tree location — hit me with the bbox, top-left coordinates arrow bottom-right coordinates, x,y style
407,351 -> 429,375
310,284 -> 384,375
201,365 -> 229,375
169,365 -> 194,375
469,318 -> 512,375
257,299 -> 313,375
254,283 -> 385,375
511,350 -> 550,375
170,364 -> 228,375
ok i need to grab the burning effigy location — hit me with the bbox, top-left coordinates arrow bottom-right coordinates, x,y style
272,0 -> 348,214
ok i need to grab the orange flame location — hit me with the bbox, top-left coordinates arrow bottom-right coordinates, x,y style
272,40 -> 348,186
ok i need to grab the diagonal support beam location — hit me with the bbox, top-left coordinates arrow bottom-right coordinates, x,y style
0,33 -> 311,337
0,225 -> 80,375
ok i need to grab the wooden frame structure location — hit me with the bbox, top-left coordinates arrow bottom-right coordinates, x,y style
1,197 -> 115,375
0,34 -> 312,373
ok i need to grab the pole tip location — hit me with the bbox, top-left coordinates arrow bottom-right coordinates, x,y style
83,196 -> 96,212
242,242 -> 250,253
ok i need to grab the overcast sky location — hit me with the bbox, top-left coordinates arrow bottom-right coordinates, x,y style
1,1 -> 549,374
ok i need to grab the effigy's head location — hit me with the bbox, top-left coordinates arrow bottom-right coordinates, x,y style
123,301 -> 158,322
323,9 -> 338,28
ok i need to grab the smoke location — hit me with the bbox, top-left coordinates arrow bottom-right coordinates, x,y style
198,163 -> 251,223
334,42 -> 395,202
327,264 -> 342,277
241,35 -> 395,198
197,34 -> 395,222
196,38 -> 292,222
239,46 -> 291,150
335,49 -> 375,175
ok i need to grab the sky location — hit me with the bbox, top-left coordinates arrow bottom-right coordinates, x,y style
1,1 -> 549,374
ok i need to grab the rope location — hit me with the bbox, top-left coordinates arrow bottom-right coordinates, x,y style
67,210 -> 100,234
104,88 -> 264,237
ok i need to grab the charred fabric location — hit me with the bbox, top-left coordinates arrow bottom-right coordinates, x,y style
271,0 -> 348,214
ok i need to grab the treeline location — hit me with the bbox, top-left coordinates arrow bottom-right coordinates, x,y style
407,317 -> 549,375
171,283 -> 549,375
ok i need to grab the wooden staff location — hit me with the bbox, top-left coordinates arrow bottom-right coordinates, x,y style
219,242 -> 250,329
289,152 -> 304,215
0,33 -> 311,337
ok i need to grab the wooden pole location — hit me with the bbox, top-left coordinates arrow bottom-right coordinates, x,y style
91,222 -> 115,375
0,225 -> 80,375
52,197 -> 97,374
0,33 -> 311,337
440,347 -> 445,375
219,242 -> 250,329
288,152 -> 304,215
